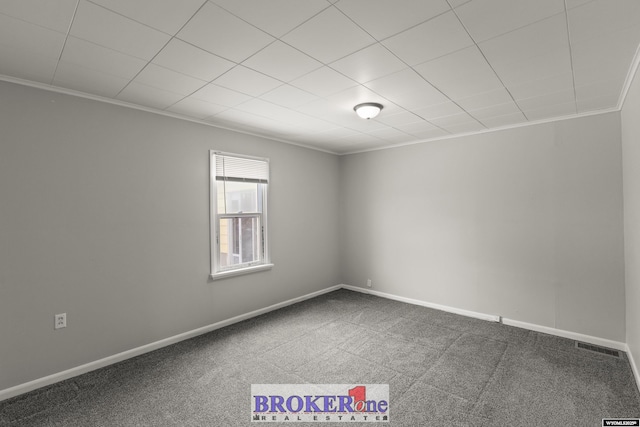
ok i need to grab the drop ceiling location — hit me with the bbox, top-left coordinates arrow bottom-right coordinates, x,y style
1,0 -> 639,154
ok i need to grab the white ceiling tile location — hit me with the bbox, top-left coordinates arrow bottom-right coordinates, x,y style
489,50 -> 573,90
290,66 -> 358,97
415,46 -> 503,100
211,109 -> 287,130
375,110 -> 424,127
522,102 -> 576,120
210,0 -> 330,38
389,88 -> 451,111
456,0 -> 564,42
315,127 -> 360,140
571,25 -> 640,87
479,112 -> 528,128
394,120 -> 441,134
568,0 -> 640,44
516,89 -> 575,111
0,14 -> 64,83
190,83 -> 252,107
330,44 -> 407,83
242,41 -> 322,82
177,2 -> 274,62
484,48 -> 573,97
430,112 -> 480,127
566,0 -> 595,9
0,0 -> 77,33
334,132 -> 384,146
89,0 -> 205,34
479,13 -> 569,66
261,85 -> 319,108
413,102 -> 465,120
282,7 -> 376,63
406,127 -> 450,140
52,61 -> 130,98
365,68 -> 450,108
289,128 -> 357,147
440,121 -> 486,134
117,81 -> 185,110
455,88 -> 513,111
448,0 -> 472,8
152,39 -> 234,82
575,79 -> 624,103
212,66 -> 282,96
0,13 -> 66,60
295,98 -> 337,119
382,11 -> 474,65
134,64 -> 206,96
335,0 -> 451,40
287,115 -> 342,133
60,37 -> 147,80
70,1 -> 171,60
467,101 -> 521,119
327,85 -> 397,116
0,44 -> 58,83
283,128 -> 328,141
573,61 -> 630,89
0,0 -> 636,153
331,113 -> 389,132
166,97 -> 227,119
576,95 -> 618,112
366,127 -> 415,143
506,71 -> 574,99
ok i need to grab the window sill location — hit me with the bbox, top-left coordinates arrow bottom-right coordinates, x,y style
210,263 -> 274,281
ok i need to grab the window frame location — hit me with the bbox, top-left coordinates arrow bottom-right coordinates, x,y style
210,151 -> 272,280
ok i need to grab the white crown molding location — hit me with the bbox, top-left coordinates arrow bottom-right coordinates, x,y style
0,74 -> 339,156
618,40 -> 640,111
341,107 -> 620,156
0,72 -> 629,158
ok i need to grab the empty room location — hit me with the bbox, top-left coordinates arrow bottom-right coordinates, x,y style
1,0 -> 640,425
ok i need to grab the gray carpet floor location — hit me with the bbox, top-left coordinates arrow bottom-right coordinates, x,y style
1,289 -> 639,426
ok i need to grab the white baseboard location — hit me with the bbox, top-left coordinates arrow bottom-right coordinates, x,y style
0,284 -> 342,402
627,344 -> 640,392
2,283 -> 636,402
501,318 -> 627,351
341,284 -> 501,323
342,284 -> 628,352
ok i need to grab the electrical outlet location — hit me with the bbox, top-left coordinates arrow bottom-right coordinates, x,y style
54,313 -> 66,329
366,279 -> 372,288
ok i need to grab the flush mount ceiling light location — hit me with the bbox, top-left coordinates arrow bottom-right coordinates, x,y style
354,102 -> 383,120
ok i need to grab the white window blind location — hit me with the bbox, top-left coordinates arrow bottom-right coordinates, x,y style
215,153 -> 269,184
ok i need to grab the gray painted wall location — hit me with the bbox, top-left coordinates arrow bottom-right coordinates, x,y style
340,112 -> 626,342
0,78 -> 631,393
622,68 -> 640,372
0,81 -> 341,391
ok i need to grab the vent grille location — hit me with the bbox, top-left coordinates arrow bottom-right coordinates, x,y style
575,341 -> 621,358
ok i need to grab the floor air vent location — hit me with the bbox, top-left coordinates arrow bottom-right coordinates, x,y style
575,341 -> 621,358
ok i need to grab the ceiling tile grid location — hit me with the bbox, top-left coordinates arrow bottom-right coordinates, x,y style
0,0 -> 638,154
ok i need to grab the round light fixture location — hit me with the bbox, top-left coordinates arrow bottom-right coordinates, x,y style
354,102 -> 383,120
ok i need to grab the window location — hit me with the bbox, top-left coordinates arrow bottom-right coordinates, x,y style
210,151 -> 271,279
